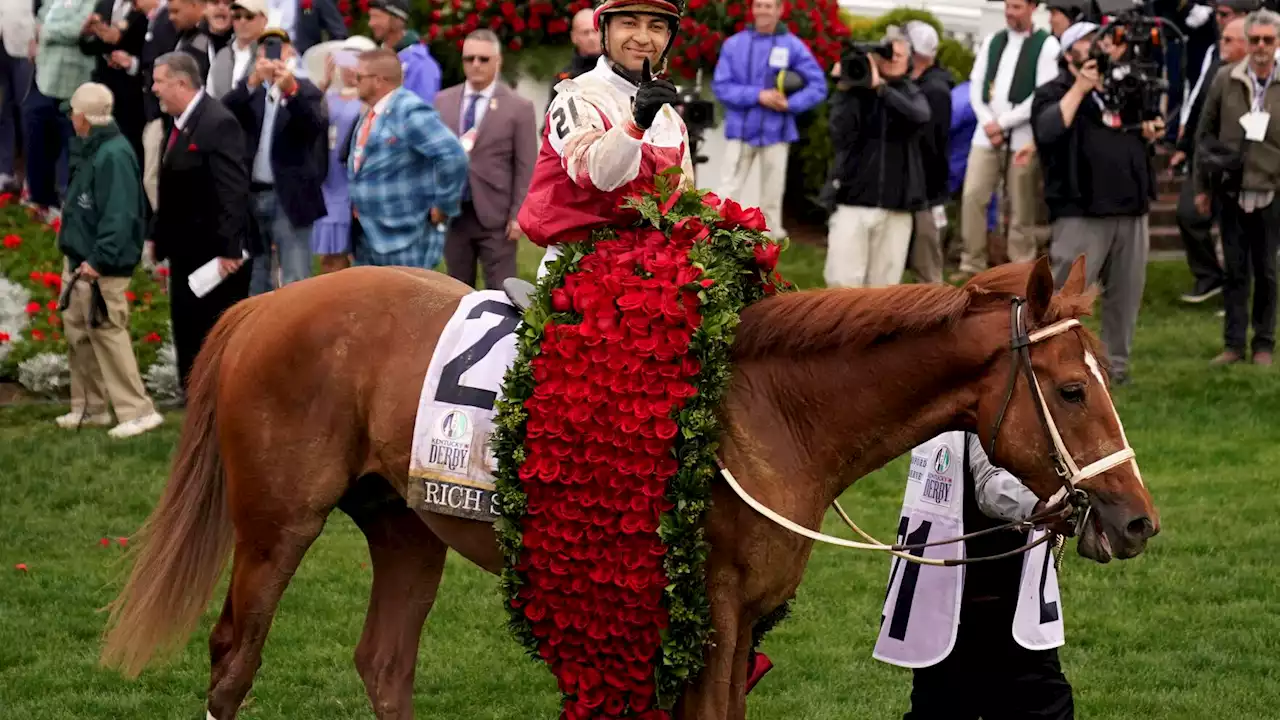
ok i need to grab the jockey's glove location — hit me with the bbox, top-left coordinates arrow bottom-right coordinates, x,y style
633,62 -> 679,130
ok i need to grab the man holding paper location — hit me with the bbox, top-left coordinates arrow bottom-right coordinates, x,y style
147,51 -> 250,392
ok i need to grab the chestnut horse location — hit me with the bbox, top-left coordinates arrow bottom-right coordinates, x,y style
100,256 -> 1158,720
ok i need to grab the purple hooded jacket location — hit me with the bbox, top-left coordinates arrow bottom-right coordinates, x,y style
711,29 -> 828,147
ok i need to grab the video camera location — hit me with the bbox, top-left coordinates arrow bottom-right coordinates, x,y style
1084,0 -> 1185,125
674,69 -> 715,168
839,39 -> 895,88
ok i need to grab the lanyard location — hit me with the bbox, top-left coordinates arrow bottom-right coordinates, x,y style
1249,67 -> 1273,112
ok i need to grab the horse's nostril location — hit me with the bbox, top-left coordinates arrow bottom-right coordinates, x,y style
1127,515 -> 1155,539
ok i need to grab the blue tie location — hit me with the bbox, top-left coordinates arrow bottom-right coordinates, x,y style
461,94 -> 480,202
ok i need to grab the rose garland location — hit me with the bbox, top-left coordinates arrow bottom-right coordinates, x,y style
492,174 -> 790,718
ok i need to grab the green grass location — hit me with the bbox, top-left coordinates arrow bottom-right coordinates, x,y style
3,242 -> 1279,718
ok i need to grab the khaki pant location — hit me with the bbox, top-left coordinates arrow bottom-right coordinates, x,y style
719,140 -> 789,240
62,267 -> 156,422
959,145 -> 1041,273
824,205 -> 913,288
142,118 -> 163,211
909,208 -> 945,283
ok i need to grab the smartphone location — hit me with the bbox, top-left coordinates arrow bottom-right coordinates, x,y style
264,38 -> 283,61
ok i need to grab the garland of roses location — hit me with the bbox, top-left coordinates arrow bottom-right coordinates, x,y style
491,173 -> 789,718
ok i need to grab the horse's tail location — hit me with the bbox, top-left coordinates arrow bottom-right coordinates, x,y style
100,298 -> 260,678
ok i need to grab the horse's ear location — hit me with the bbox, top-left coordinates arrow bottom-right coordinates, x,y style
1060,254 -> 1088,297
1025,256 -> 1055,324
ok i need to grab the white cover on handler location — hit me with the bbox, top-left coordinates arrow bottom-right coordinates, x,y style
407,290 -> 522,522
873,432 -> 1065,669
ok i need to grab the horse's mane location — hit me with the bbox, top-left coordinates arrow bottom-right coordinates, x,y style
733,264 -> 1100,361
733,283 -> 973,360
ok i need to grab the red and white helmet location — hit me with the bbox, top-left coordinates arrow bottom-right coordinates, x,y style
592,0 -> 683,70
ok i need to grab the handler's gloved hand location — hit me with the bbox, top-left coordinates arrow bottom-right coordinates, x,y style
633,58 -> 678,130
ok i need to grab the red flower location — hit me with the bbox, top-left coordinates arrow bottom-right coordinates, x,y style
2,234 -> 20,249
47,314 -> 61,327
42,271 -> 61,290
0,192 -> 11,206
551,288 -> 571,313
753,241 -> 781,272
509,38 -> 523,51
717,198 -> 768,232
143,332 -> 162,343
125,290 -> 137,302
30,329 -> 44,341
156,266 -> 170,277
46,300 -> 57,311
700,192 -> 722,209
343,14 -> 352,26
0,332 -> 9,343
699,278 -> 715,289
29,270 -> 40,282
24,301 -> 39,314
50,217 -> 61,233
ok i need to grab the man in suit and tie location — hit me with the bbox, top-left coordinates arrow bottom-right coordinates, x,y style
80,0 -> 150,166
346,48 -> 468,268
223,27 -> 327,294
436,29 -> 536,289
147,51 -> 249,390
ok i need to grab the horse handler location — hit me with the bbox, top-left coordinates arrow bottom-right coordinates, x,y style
875,431 -> 1075,719
55,82 -> 164,439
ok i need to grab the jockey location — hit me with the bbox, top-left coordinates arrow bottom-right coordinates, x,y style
875,431 -> 1075,719
515,0 -> 695,279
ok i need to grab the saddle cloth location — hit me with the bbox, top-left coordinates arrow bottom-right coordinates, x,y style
407,290 -> 522,522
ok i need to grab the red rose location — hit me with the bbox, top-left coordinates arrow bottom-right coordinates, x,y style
717,198 -> 768,232
28,270 -> 40,282
0,192 -> 11,206
3,234 -> 20,249
509,38 -> 523,51
46,300 -> 57,311
30,329 -> 44,341
143,332 -> 162,343
50,217 -> 61,233
125,290 -> 137,302
24,301 -> 39,314
699,278 -> 714,289
753,241 -> 781,272
43,271 -> 61,289
47,314 -> 61,327
343,14 -> 353,26
0,332 -> 9,343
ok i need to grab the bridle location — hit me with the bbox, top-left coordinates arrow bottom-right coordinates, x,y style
718,297 -> 1140,567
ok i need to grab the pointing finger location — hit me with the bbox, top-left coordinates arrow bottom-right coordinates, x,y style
641,57 -> 652,84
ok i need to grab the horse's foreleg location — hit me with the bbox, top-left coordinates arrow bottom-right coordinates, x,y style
345,485 -> 449,720
679,570 -> 743,720
205,512 -> 328,719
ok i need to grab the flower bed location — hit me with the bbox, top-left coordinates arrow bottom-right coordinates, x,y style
0,198 -> 177,399
491,175 -> 790,718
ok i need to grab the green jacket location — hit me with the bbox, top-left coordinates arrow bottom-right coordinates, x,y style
58,124 -> 146,277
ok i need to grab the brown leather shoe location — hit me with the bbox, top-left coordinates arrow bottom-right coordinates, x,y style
1210,350 -> 1245,366
1254,351 -> 1274,366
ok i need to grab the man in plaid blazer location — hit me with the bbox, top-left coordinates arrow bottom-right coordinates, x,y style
346,48 -> 467,268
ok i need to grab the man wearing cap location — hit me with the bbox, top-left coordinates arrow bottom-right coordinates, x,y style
1173,0 -> 1259,304
1033,22 -> 1161,385
206,0 -> 267,98
367,0 -> 439,104
955,0 -> 1061,282
905,20 -> 953,284
436,29 -> 537,289
56,81 -> 165,438
517,0 -> 691,275
711,0 -> 827,241
80,0 -> 151,165
223,27 -> 327,293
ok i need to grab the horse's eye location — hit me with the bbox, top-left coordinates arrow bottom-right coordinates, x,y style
1059,383 -> 1086,404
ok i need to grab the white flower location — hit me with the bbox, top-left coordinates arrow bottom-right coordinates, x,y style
0,276 -> 31,341
144,341 -> 181,400
18,352 -> 69,396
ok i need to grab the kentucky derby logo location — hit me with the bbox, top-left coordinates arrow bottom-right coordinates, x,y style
429,410 -> 472,472
932,446 -> 951,474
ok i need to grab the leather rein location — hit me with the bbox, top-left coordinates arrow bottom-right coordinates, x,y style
718,297 -> 1139,568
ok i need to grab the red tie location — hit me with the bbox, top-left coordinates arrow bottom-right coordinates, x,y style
166,126 -> 179,151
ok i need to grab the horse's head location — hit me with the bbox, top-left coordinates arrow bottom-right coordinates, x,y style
966,256 -> 1159,563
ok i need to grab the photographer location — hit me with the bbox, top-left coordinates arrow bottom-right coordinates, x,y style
1032,22 -> 1161,386
823,31 -> 930,289
1193,8 -> 1280,367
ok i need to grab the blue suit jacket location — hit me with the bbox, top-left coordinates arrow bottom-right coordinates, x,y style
222,77 -> 330,229
346,87 -> 468,256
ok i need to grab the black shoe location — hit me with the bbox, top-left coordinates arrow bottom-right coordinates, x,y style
1181,281 -> 1223,304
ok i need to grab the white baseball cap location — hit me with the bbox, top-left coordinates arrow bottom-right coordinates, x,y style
905,21 -> 939,59
1060,22 -> 1099,54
